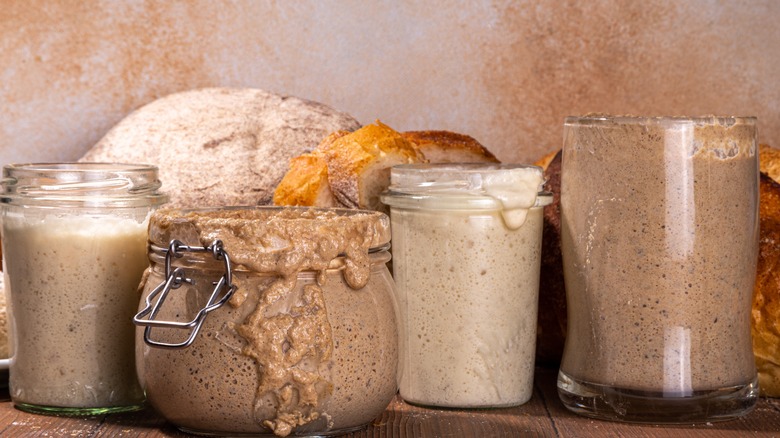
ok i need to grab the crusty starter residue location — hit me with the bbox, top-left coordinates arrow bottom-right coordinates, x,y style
152,207 -> 385,436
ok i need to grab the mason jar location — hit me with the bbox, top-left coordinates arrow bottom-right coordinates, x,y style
381,163 -> 552,408
134,206 -> 398,437
558,116 -> 759,423
0,162 -> 167,415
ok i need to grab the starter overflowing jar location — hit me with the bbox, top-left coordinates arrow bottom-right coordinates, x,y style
381,163 -> 552,408
134,207 -> 398,437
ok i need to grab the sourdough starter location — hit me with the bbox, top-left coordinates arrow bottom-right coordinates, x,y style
137,208 -> 398,437
3,214 -> 147,408
382,164 -> 550,408
560,116 -> 758,393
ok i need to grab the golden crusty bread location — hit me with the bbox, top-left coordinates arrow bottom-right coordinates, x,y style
401,131 -> 499,163
761,143 -> 780,182
272,132 -> 349,208
274,121 -> 501,211
753,145 -> 780,397
318,122 -> 424,211
534,149 -> 559,172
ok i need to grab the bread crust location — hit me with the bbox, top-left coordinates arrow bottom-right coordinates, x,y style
274,122 -> 503,211
754,144 -> 780,397
402,131 -> 500,163
80,88 -> 361,208
272,132 -> 349,207
319,122 -> 424,210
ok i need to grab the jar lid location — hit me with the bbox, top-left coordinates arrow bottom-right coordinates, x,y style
1,162 -> 168,208
148,206 -> 391,278
381,163 -> 552,228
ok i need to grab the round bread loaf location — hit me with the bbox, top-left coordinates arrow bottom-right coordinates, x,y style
80,88 -> 362,208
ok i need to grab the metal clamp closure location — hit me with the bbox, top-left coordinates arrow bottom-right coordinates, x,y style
133,239 -> 236,349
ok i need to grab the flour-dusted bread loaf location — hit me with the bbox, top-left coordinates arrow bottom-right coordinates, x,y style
274,122 -> 502,211
80,88 -> 361,208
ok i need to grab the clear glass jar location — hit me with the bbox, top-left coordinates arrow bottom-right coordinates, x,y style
558,116 -> 759,423
0,163 -> 167,415
381,163 -> 552,408
134,207 -> 398,437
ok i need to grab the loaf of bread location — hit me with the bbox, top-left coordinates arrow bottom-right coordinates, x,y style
536,144 -> 780,397
272,132 -> 350,208
321,122 -> 424,210
80,88 -> 362,208
274,121 -> 500,210
401,130 -> 500,164
0,275 -> 7,359
753,158 -> 780,397
534,150 -> 566,367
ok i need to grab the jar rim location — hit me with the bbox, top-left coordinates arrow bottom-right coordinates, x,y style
381,163 -> 552,210
565,115 -> 757,127
148,242 -> 392,273
4,162 -> 160,173
1,162 -> 168,207
148,206 -> 391,251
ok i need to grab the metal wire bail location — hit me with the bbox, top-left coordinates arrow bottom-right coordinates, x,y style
133,239 -> 237,349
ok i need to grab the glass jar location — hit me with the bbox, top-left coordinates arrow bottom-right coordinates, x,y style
134,207 -> 398,437
0,163 -> 167,415
558,116 -> 759,423
381,163 -> 552,408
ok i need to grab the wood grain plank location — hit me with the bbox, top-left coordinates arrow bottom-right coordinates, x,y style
535,367 -> 780,437
0,369 -> 777,437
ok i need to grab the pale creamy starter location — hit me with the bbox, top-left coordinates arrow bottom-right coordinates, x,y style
3,214 -> 148,408
382,164 -> 550,408
137,208 -> 398,437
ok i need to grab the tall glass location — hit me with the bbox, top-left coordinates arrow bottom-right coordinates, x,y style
557,116 -> 759,423
1,163 -> 167,415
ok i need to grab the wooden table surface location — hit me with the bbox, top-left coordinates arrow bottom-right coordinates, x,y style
0,368 -> 778,437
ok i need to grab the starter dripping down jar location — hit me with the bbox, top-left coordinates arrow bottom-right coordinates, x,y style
134,207 -> 399,437
0,163 -> 167,415
381,163 -> 552,408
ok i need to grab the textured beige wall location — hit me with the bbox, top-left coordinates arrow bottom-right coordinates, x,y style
1,0 -> 778,165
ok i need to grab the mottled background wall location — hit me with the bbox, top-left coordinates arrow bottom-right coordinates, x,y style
1,0 -> 778,165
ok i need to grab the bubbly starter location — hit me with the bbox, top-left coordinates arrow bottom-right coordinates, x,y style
384,164 -> 549,408
3,214 -> 147,408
